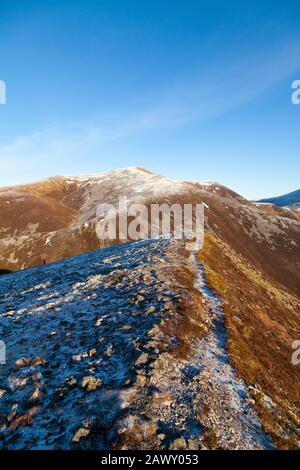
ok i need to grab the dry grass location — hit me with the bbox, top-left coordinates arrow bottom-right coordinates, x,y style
201,427 -> 220,450
9,407 -> 40,431
157,246 -> 208,360
199,232 -> 300,449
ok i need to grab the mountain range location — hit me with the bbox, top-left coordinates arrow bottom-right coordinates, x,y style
1,167 -> 299,291
258,189 -> 300,208
0,167 -> 300,449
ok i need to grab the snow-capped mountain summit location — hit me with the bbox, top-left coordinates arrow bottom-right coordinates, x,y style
0,167 -> 299,295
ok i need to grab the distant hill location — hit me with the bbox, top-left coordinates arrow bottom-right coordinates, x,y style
258,189 -> 300,207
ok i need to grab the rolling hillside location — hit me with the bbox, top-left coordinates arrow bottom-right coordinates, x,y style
0,168 -> 300,449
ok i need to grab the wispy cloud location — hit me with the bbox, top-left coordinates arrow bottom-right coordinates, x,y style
1,39 -> 300,185
153,39 -> 300,124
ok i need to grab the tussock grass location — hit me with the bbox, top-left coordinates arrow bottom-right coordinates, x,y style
199,232 -> 300,449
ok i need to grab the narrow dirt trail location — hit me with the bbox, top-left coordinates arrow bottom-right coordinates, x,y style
190,253 -> 274,450
120,246 -> 275,450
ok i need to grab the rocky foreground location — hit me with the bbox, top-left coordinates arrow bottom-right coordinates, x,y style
0,239 -> 274,450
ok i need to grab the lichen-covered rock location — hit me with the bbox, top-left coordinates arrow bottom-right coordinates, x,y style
72,427 -> 90,443
188,438 -> 200,450
15,357 -> 31,369
65,376 -> 77,389
121,324 -> 132,332
30,387 -> 43,402
135,352 -> 149,366
32,357 -> 46,367
170,437 -> 187,450
81,376 -> 102,392
147,306 -> 156,314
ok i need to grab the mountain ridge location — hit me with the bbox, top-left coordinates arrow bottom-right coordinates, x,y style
0,167 -> 300,449
0,167 -> 299,296
258,189 -> 300,208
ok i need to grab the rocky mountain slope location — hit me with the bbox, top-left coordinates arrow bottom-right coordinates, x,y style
0,167 -> 300,449
258,189 -> 300,208
0,167 -> 299,296
0,239 -> 275,450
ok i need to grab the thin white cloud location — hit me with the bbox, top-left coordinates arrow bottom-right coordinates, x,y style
152,39 -> 300,124
1,39 -> 300,186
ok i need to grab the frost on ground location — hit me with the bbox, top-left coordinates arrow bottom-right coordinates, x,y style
0,239 -> 272,449
189,255 -> 274,450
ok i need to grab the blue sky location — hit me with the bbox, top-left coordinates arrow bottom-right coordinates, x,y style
0,0 -> 300,199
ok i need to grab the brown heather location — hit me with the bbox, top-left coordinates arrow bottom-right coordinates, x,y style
199,232 -> 300,449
